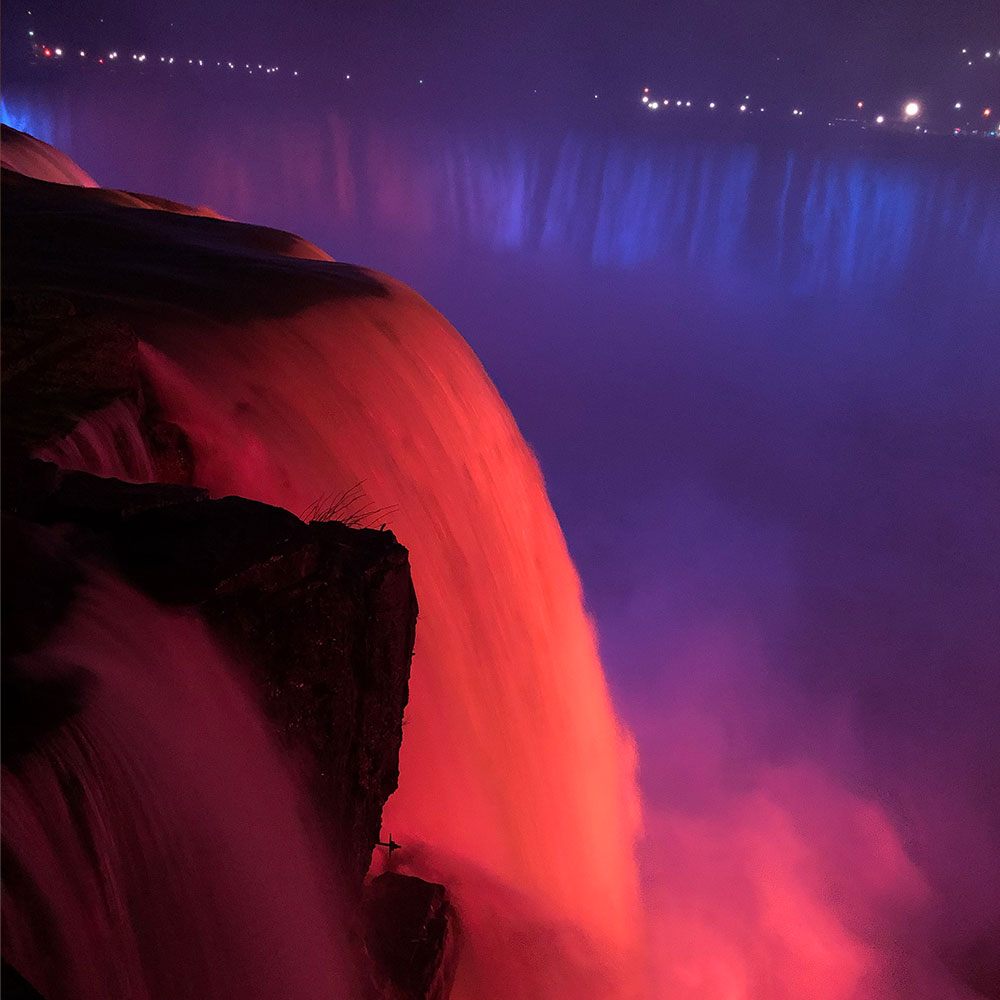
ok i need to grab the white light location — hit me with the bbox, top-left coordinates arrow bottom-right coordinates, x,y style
745,94 -> 750,99
28,29 -> 33,36
709,101 -> 715,108
986,52 -> 992,58
955,102 -> 962,109
685,100 -> 691,107
649,101 -> 659,109
80,50 -> 85,56
168,56 -> 173,64
904,101 -> 919,117
760,107 -> 765,112
739,104 -> 747,112
198,59 -> 202,66
594,93 -> 598,99
294,71 -> 298,76
346,73 -> 350,79
54,47 -> 62,56
676,100 -> 682,106
642,95 -> 649,103
875,115 -> 885,124
962,48 -> 967,53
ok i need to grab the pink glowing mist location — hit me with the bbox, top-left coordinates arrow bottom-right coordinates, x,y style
134,277 -> 644,996
625,620 -> 998,1000
2,566 -> 355,1000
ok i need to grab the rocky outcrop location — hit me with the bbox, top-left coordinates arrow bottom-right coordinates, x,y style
4,465 -> 417,891
363,874 -> 458,1000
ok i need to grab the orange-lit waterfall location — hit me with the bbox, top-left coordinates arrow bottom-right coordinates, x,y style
132,275 -> 644,997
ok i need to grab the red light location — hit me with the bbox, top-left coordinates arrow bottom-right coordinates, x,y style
985,108 -> 992,117
857,101 -> 863,109
98,58 -> 104,63
43,47 -> 51,56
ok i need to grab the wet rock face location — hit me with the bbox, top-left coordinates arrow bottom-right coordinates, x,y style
363,873 -> 458,1000
8,467 -> 418,891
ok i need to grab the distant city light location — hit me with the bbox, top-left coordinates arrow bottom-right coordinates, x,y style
985,108 -> 993,116
875,115 -> 885,124
955,102 -> 962,109
649,101 -> 659,109
739,104 -> 747,112
54,47 -> 62,56
904,101 -> 920,117
641,95 -> 648,103
986,52 -> 992,58
676,100 -> 682,106
857,101 -> 863,108
708,101 -> 715,108
685,100 -> 691,107
80,50 -> 85,56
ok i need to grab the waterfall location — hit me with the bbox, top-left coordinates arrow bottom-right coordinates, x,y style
3,568 -> 355,1000
134,276 -> 644,997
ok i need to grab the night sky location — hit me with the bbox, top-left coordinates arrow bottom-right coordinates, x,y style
5,0 -> 999,111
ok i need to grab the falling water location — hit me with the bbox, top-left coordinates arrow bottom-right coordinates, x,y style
2,566 -> 355,1000
32,399 -> 156,483
5,102 -> 997,997
134,276 -> 644,997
